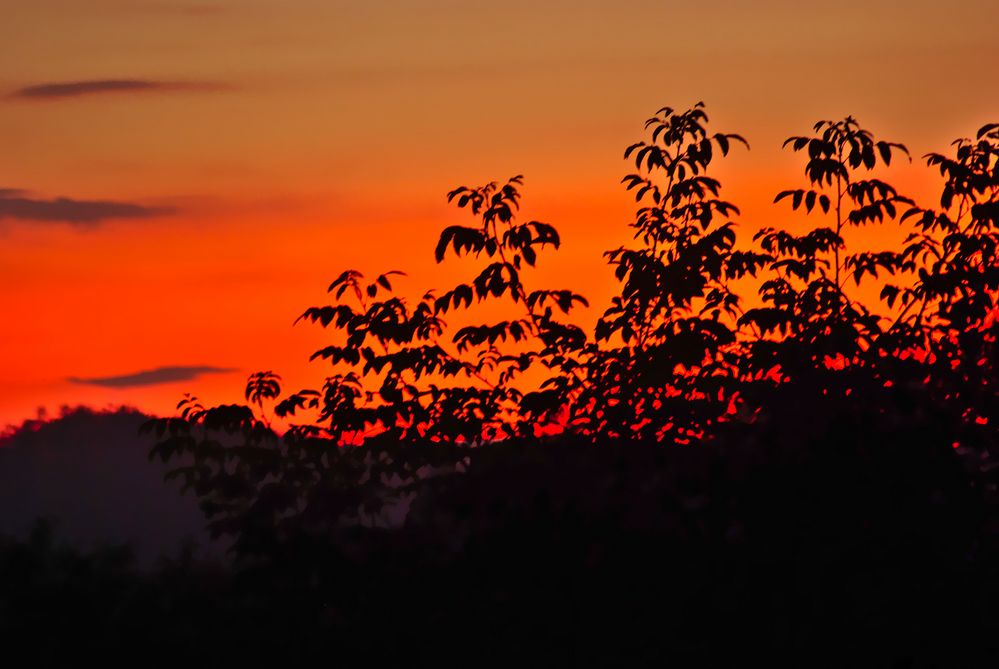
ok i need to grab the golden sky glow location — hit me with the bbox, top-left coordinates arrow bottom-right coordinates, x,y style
1,0 -> 998,424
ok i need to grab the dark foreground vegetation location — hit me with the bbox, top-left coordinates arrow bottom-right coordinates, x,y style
5,105 -> 999,666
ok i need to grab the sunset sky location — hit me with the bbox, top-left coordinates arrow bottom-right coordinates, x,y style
2,0 -> 997,425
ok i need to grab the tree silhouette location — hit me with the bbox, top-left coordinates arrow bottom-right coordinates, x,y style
581,103 -> 752,443
142,102 -> 999,548
745,116 -> 912,368
130,104 -> 999,666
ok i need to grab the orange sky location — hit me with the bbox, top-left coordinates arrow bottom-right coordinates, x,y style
1,0 -> 997,425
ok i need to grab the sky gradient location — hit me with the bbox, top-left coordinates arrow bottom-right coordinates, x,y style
2,0 -> 998,424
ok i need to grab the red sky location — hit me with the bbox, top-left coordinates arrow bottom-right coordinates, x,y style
1,0 -> 997,425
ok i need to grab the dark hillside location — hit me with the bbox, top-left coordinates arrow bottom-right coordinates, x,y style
0,407 -> 222,565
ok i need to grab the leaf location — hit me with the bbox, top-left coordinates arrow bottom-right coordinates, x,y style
375,271 -> 405,290
522,246 -> 537,266
805,191 -> 817,213
714,133 -> 729,156
976,123 -> 999,139
877,141 -> 892,166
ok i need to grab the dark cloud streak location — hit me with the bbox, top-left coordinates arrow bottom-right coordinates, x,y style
11,79 -> 226,100
0,193 -> 174,225
68,366 -> 236,389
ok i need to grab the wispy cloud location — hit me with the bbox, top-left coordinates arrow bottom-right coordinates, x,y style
10,79 -> 227,100
0,191 -> 174,225
68,366 -> 236,389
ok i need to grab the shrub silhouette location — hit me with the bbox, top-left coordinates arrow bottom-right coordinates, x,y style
582,103 -> 751,443
131,104 -> 999,665
140,102 -> 999,540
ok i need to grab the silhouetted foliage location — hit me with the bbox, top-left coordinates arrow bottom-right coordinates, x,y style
19,103 -> 998,665
582,103 -> 750,442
